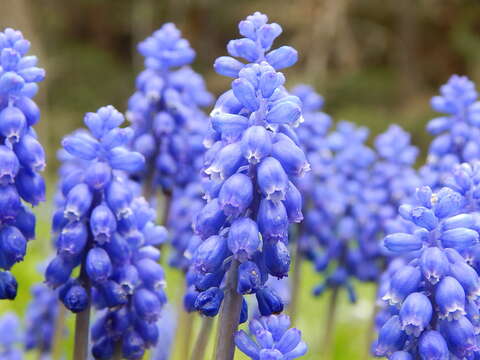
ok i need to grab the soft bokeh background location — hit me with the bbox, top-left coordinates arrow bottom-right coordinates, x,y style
0,0 -> 479,359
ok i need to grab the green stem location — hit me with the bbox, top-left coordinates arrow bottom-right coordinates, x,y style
322,287 -> 339,360
73,266 -> 91,360
190,316 -> 215,360
289,236 -> 303,325
113,341 -> 123,360
51,302 -> 66,360
214,259 -> 242,360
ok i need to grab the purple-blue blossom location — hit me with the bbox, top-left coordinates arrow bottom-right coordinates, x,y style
0,28 -> 46,300
235,314 -> 307,359
190,11 -> 308,322
127,23 -> 212,194
375,163 -> 480,358
44,105 -> 168,359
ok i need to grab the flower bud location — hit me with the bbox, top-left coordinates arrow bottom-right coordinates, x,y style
440,228 -> 478,249
265,46 -> 298,70
257,157 -> 288,201
0,271 -> 17,299
192,235 -> 229,274
61,284 -> 88,313
15,168 -> 45,205
232,78 -> 259,111
0,226 -> 26,269
194,199 -> 226,239
228,218 -> 260,262
0,145 -> 19,185
399,292 -> 432,337
57,222 -> 88,259
435,276 -> 466,320
122,330 -> 145,360
256,287 -> 284,316
438,316 -> 476,358
0,106 -> 26,143
214,56 -> 244,78
264,240 -> 290,278
135,258 -> 166,291
240,125 -> 272,164
90,204 -> 117,244
382,265 -> 421,306
195,287 -> 224,317
204,142 -> 244,181
271,140 -> 310,177
237,261 -> 262,294
420,247 -> 449,284
257,199 -> 288,242
375,316 -> 407,357
84,161 -> 112,190
419,330 -> 449,360
218,173 -> 253,216
86,248 -> 112,283
64,183 -> 93,221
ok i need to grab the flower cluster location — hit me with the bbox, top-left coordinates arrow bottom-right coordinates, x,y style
44,106 -> 168,359
91,196 -> 168,359
0,28 -> 46,299
127,23 -> 212,193
189,11 -> 307,319
0,312 -> 23,360
294,88 -> 420,301
375,163 -> 480,358
299,118 -> 377,300
421,75 -> 480,188
235,314 -> 307,359
25,283 -> 59,356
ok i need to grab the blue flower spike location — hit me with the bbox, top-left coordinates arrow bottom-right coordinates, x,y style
0,28 -> 46,300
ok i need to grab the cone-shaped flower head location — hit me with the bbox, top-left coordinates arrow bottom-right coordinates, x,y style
127,23 -> 213,193
189,11 -> 308,318
45,106 -> 168,359
0,28 -> 46,300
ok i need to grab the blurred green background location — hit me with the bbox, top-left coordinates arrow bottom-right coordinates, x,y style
0,0 -> 479,359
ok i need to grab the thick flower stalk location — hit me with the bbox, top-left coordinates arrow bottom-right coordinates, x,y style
0,313 -> 23,360
45,105 -> 167,359
421,75 -> 480,188
0,28 -> 46,300
375,162 -> 480,358
235,314 -> 307,359
25,283 -> 59,357
127,23 -> 212,196
190,12 -> 307,359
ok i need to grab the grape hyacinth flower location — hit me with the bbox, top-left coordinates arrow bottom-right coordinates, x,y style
90,196 -> 168,360
45,105 -> 168,359
191,12 -> 308,359
25,283 -> 59,357
0,312 -> 23,360
235,314 -> 307,359
375,163 -> 480,358
0,28 -> 46,299
421,75 -> 480,188
127,23 -> 212,196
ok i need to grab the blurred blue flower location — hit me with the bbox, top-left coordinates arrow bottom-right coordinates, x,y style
0,312 -> 23,360
127,23 -> 212,193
